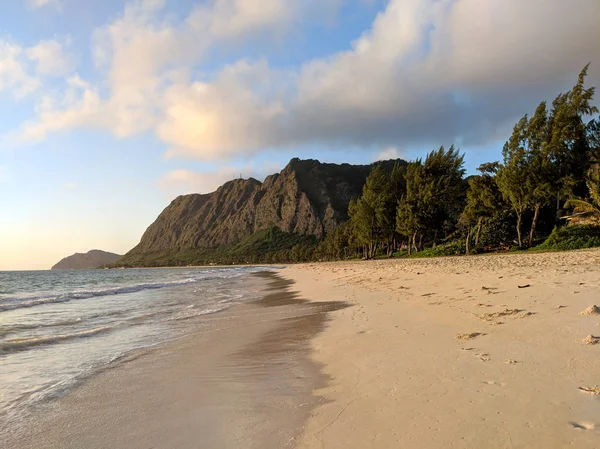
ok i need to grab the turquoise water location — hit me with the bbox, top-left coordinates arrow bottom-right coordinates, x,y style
0,267 -> 267,433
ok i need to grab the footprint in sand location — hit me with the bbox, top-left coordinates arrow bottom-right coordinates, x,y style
580,305 -> 600,316
569,421 -> 596,431
583,335 -> 600,345
456,332 -> 485,340
578,386 -> 600,395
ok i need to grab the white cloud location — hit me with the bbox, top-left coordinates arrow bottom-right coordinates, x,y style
374,147 -> 402,162
203,0 -> 291,39
29,0 -> 62,8
0,41 -> 39,98
11,0 -> 600,158
158,161 -> 281,196
27,39 -> 75,76
17,75 -> 103,142
159,60 -> 288,160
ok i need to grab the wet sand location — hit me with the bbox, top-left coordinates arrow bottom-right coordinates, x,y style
6,272 -> 346,449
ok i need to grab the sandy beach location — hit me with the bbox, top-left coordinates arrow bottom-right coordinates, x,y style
286,249 -> 600,448
5,250 -> 600,448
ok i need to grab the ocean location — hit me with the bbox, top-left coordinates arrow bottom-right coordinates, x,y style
0,266 -> 268,435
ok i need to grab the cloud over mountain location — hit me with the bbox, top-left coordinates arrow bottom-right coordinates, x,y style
11,0 -> 600,159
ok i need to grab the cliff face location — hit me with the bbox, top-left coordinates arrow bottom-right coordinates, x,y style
126,158 -> 404,256
51,250 -> 122,270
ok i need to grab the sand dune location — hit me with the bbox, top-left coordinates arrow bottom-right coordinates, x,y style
284,249 -> 600,448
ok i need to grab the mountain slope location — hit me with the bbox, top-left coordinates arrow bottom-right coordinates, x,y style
119,158 -> 404,266
51,250 -> 122,270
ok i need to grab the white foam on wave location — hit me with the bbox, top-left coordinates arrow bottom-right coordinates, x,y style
0,278 -> 199,312
0,325 -> 117,353
0,267 -> 267,313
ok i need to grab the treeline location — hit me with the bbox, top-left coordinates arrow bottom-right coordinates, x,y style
318,65 -> 600,260
113,65 -> 599,268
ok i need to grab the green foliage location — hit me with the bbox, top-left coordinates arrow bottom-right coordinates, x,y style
534,225 -> 600,251
349,163 -> 402,258
116,227 -> 317,267
396,146 -> 466,251
410,241 -> 466,258
477,209 -> 517,248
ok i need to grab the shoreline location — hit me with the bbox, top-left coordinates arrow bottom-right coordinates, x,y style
284,249 -> 600,448
5,272 -> 346,449
6,249 -> 600,448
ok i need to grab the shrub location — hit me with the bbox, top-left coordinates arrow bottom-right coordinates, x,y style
411,240 -> 466,258
534,225 -> 600,251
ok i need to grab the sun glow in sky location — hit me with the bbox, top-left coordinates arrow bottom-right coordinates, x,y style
0,0 -> 598,270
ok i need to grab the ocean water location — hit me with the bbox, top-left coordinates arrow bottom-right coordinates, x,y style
0,267 -> 268,433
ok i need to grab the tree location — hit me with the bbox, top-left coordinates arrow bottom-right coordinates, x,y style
423,145 -> 466,244
565,160 -> 600,224
396,146 -> 465,253
497,116 -> 532,248
349,164 -> 394,259
525,101 -> 554,246
460,162 -> 502,253
547,64 -> 598,206
396,161 -> 428,255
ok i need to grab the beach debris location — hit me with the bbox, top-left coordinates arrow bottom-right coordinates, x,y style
580,305 -> 600,316
556,305 -> 567,309
421,293 -> 434,297
578,386 -> 600,395
505,359 -> 518,364
520,311 -> 536,318
456,332 -> 485,340
518,284 -> 531,289
479,308 -> 522,321
582,335 -> 600,345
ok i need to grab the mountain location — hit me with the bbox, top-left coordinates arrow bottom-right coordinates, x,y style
118,158 -> 405,266
51,250 -> 122,270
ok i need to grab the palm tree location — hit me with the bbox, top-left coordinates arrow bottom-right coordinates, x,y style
565,177 -> 600,223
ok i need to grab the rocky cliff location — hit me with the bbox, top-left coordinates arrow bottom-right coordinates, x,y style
124,158 -> 404,260
52,250 -> 122,270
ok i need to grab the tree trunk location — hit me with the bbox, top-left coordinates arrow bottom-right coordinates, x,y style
528,203 -> 541,248
475,216 -> 483,247
516,211 -> 523,248
433,229 -> 438,248
465,228 -> 471,255
418,233 -> 424,252
410,231 -> 417,256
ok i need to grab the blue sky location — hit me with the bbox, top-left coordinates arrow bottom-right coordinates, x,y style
0,0 -> 598,270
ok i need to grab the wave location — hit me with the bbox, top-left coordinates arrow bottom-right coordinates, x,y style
0,325 -> 117,353
0,268 -> 266,313
0,317 -> 84,337
164,306 -> 230,322
0,278 -> 201,312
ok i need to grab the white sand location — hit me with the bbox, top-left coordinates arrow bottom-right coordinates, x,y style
284,249 -> 600,448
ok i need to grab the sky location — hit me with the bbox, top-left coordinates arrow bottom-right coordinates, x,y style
0,0 -> 599,270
